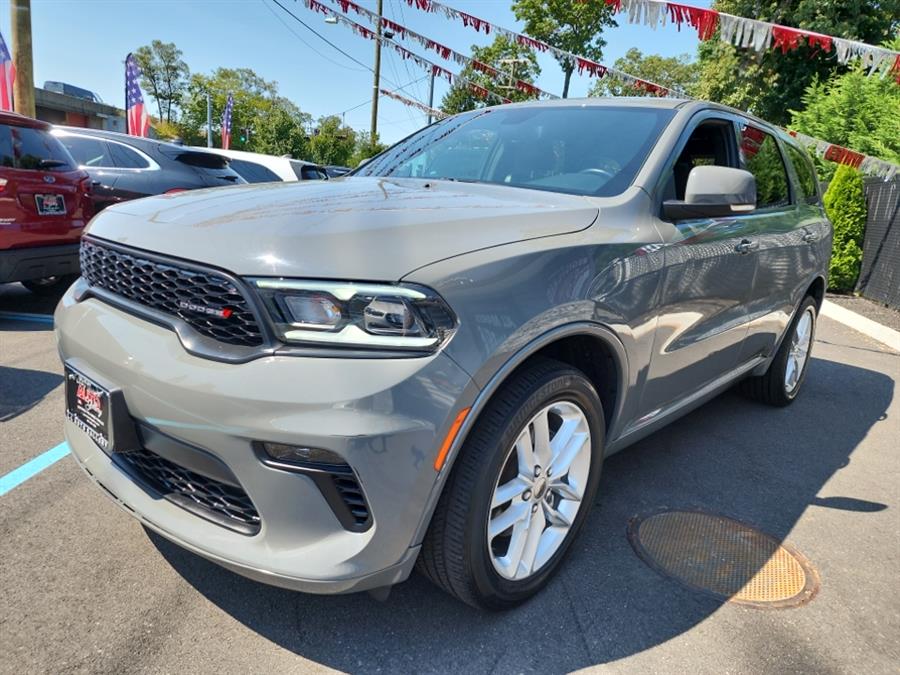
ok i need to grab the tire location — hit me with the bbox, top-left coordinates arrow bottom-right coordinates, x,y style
417,357 -> 605,610
22,274 -> 78,296
740,295 -> 818,407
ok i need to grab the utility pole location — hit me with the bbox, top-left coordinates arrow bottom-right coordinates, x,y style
206,92 -> 212,147
497,58 -> 528,95
10,0 -> 35,118
370,0 -> 382,142
426,71 -> 435,124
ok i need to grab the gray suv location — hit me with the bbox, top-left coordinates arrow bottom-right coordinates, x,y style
55,99 -> 831,609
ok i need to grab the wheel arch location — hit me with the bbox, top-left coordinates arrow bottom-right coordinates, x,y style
411,322 -> 628,546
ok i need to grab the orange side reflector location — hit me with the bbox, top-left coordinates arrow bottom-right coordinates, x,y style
433,407 -> 470,471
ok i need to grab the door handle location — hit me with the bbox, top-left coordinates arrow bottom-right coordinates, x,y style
802,231 -> 817,243
735,239 -> 759,254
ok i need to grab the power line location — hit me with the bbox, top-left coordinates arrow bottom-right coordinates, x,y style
262,0 -> 366,72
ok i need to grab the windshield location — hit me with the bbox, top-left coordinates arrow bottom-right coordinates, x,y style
355,105 -> 675,197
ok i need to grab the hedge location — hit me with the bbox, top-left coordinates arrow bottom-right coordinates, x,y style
823,165 -> 867,292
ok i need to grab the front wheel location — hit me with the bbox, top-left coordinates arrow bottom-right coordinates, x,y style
740,295 -> 818,407
418,358 -> 605,609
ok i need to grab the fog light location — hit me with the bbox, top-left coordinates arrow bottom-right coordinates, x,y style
262,442 -> 348,468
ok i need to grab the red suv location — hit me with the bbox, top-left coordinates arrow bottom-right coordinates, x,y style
0,111 -> 93,295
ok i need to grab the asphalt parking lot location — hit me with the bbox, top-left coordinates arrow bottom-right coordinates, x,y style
1,281 -> 898,675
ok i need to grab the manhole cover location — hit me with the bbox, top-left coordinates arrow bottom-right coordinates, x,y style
627,510 -> 819,608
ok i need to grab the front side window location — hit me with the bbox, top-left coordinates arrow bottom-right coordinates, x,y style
9,126 -> 76,171
739,124 -> 790,209
61,135 -> 112,168
356,106 -> 676,198
785,144 -> 819,205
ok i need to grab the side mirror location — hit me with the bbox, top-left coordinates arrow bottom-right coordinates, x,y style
663,165 -> 756,221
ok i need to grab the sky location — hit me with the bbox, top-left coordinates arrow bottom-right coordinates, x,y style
0,0 -> 712,145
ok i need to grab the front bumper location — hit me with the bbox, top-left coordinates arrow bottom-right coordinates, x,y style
0,243 -> 80,284
55,286 -> 475,593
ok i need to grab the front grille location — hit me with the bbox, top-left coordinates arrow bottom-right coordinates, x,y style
333,474 -> 370,527
80,238 -> 264,347
117,447 -> 261,535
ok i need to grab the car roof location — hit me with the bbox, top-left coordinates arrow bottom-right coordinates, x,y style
54,125 -> 198,155
0,111 -> 51,130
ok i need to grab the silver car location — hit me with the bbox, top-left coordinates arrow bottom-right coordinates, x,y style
55,98 -> 831,609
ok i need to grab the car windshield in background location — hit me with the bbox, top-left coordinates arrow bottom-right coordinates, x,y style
355,106 -> 675,197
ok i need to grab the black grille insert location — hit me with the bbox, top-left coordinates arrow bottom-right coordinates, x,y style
80,238 -> 264,347
117,447 -> 261,535
333,474 -> 370,527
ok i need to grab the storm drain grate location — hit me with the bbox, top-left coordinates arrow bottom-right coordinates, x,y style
627,510 -> 819,608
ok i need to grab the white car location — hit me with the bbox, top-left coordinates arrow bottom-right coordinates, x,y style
195,147 -> 329,183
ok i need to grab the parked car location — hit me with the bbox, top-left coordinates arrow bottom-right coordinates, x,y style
55,98 -> 831,609
197,147 -> 329,183
324,165 -> 351,178
0,112 -> 93,294
51,127 -> 245,212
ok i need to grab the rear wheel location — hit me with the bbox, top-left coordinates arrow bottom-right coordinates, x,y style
22,274 -> 77,296
740,295 -> 818,407
418,358 -> 605,609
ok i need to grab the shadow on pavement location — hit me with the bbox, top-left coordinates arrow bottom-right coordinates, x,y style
149,355 -> 893,673
0,281 -> 66,315
0,366 -> 64,421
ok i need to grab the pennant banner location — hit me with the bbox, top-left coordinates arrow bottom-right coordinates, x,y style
401,0 -> 681,96
304,0 -> 511,104
602,0 -> 900,83
788,130 -> 898,180
380,88 -> 447,119
325,0 -> 558,100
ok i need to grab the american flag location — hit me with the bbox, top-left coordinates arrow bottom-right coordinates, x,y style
125,53 -> 149,137
0,30 -> 16,112
221,93 -> 234,149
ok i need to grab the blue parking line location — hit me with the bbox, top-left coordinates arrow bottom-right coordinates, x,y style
0,442 -> 70,496
0,311 -> 54,325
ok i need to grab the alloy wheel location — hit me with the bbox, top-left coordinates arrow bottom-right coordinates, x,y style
785,307 -> 814,394
487,401 -> 592,581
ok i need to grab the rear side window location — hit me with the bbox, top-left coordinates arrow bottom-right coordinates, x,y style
229,159 -> 282,183
109,142 -> 150,169
785,144 -> 819,205
739,124 -> 790,209
291,162 -> 327,180
2,125 -> 76,171
60,135 -> 112,167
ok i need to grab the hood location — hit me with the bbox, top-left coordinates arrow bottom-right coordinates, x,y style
86,177 -> 598,280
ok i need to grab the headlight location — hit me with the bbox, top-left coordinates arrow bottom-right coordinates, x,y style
250,279 -> 457,352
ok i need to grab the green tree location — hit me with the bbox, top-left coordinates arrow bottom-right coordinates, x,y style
823,165 -> 867,292
133,40 -> 190,123
589,48 -> 699,97
441,35 -> 541,114
179,68 -> 311,157
512,0 -> 616,98
790,55 -> 900,181
694,0 -> 899,125
350,131 -> 387,168
308,116 -> 357,166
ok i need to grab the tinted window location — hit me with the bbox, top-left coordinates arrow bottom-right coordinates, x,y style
61,135 -> 112,167
0,125 -> 13,167
229,158 -> 282,183
290,161 -> 326,180
109,142 -> 150,169
786,144 -> 818,205
357,106 -> 676,197
739,124 -> 790,208
7,126 -> 76,171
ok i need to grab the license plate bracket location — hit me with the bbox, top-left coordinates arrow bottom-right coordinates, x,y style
65,365 -> 140,454
35,193 -> 66,216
